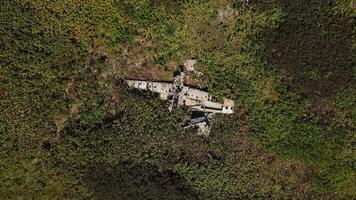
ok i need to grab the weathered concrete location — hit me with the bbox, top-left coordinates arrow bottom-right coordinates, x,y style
126,65 -> 234,135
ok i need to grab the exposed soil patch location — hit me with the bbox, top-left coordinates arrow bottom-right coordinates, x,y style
119,44 -> 174,81
126,64 -> 173,81
263,0 -> 354,102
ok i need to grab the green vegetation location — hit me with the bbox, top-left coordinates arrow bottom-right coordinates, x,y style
1,0 -> 355,199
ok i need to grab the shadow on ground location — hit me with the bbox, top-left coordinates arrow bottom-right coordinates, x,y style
262,0 -> 354,101
84,162 -> 198,200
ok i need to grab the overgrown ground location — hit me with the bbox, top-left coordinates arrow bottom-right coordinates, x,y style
0,0 -> 355,199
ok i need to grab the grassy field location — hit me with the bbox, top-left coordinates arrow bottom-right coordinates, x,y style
1,0 -> 355,199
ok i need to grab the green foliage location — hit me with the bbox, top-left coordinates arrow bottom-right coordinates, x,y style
334,86 -> 356,128
1,0 -> 355,199
85,162 -> 198,200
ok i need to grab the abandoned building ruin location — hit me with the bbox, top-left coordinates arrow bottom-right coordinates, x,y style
126,62 -> 234,136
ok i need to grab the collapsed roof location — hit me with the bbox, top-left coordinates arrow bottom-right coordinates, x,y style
126,63 -> 234,136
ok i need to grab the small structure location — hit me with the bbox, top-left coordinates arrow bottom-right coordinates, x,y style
184,59 -> 197,72
126,66 -> 234,135
126,80 -> 234,115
